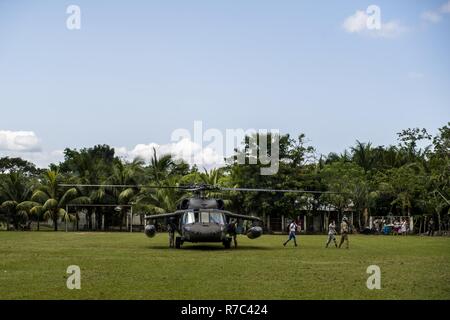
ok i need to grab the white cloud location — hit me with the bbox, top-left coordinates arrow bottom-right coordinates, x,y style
0,134 -> 226,169
117,138 -> 225,170
375,21 -> 407,38
0,149 -> 65,168
342,10 -> 368,33
0,130 -> 66,168
421,11 -> 442,23
421,1 -> 450,24
0,130 -> 41,152
342,10 -> 407,38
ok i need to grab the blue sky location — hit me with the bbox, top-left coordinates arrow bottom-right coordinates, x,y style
0,0 -> 449,167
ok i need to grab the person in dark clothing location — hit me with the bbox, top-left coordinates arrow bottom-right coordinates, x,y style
167,217 -> 177,248
339,216 -> 350,249
228,219 -> 238,248
428,218 -> 435,236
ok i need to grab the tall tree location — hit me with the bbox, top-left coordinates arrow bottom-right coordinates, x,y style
377,163 -> 427,217
0,157 -> 41,176
147,148 -> 175,183
320,162 -> 366,217
397,127 -> 432,163
351,141 -> 375,174
0,172 -> 34,230
106,159 -> 145,230
137,177 -> 185,214
21,170 -> 90,231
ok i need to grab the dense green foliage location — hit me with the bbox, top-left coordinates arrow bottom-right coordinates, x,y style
0,124 -> 448,233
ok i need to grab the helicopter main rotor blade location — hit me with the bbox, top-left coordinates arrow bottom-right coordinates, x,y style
58,184 -> 184,189
220,187 -> 343,194
59,184 -> 346,195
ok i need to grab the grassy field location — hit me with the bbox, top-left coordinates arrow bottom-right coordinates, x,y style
0,232 -> 449,300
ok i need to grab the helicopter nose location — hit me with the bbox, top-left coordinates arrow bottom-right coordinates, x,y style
183,224 -> 223,241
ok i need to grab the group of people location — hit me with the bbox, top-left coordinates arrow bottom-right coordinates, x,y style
372,218 -> 410,235
283,217 -> 351,249
166,215 -> 439,250
392,219 -> 409,235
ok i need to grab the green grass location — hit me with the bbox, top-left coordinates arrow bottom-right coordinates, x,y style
0,232 -> 449,300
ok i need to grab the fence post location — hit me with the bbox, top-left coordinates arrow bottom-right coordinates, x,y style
130,206 -> 133,233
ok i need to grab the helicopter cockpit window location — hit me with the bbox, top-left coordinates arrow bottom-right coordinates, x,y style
209,212 -> 224,225
183,211 -> 195,225
199,211 -> 225,224
200,211 -> 209,223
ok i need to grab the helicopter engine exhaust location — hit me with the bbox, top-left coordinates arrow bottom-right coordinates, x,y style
145,225 -> 156,238
246,226 -> 263,239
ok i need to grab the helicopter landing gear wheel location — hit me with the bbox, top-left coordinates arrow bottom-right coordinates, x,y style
175,237 -> 183,249
223,238 -> 232,249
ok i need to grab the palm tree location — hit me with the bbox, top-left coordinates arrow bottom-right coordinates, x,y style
20,170 -> 90,231
137,188 -> 180,214
0,172 -> 33,230
199,168 -> 222,185
106,159 -> 144,230
199,168 -> 232,201
351,141 -> 375,174
377,146 -> 408,169
351,180 -> 378,228
147,148 -> 174,183
137,177 -> 185,215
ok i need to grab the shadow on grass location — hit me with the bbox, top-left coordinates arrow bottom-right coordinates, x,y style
146,245 -> 271,251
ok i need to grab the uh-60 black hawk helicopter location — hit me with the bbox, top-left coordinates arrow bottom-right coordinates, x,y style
61,183 -> 339,249
142,184 -> 266,249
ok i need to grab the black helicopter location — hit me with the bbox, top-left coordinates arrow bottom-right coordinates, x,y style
60,183 -> 340,249
142,184 -> 264,249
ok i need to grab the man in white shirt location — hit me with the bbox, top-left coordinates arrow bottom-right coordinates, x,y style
325,220 -> 338,248
400,219 -> 407,236
283,220 -> 298,247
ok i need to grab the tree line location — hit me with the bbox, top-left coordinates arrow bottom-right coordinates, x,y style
0,123 -> 448,233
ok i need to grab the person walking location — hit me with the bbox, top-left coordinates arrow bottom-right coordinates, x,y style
326,220 -> 338,248
283,220 -> 298,247
338,216 -> 350,249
